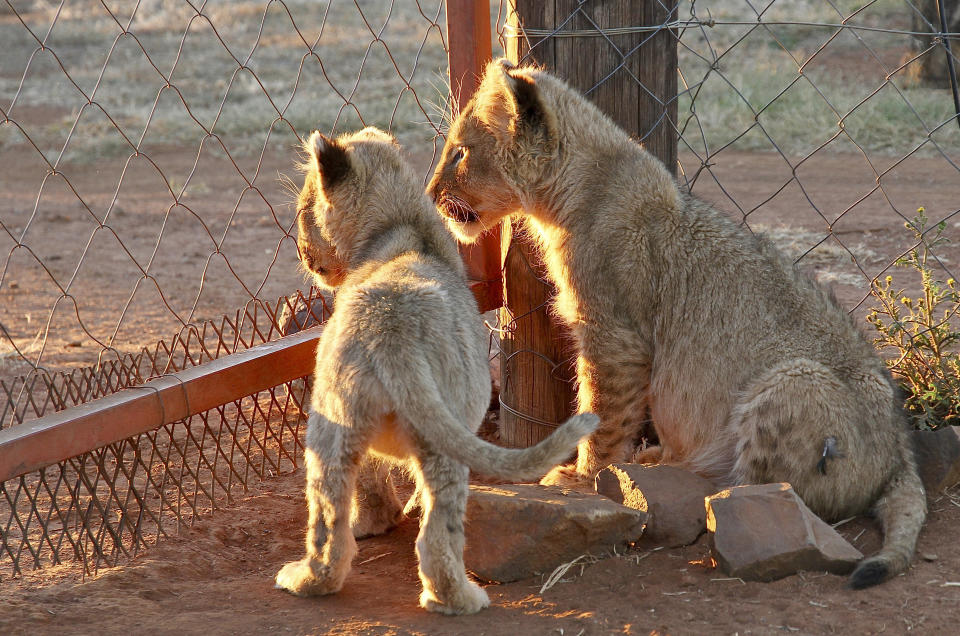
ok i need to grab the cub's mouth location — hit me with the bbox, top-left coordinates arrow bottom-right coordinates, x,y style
437,194 -> 480,224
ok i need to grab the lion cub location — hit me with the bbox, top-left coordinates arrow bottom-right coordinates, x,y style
427,61 -> 926,589
274,127 -> 597,615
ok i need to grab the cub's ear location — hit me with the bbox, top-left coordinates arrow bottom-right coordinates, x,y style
305,131 -> 351,189
357,126 -> 399,147
477,60 -> 550,145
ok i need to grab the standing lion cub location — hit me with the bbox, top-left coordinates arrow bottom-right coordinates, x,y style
427,60 -> 926,589
274,127 -> 597,614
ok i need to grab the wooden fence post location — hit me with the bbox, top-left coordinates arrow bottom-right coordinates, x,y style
499,0 -> 678,447
446,0 -> 503,312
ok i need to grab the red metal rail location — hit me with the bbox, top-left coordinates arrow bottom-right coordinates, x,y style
0,328 -> 321,483
0,0 -> 501,484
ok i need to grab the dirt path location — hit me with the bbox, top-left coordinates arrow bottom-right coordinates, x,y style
2,469 -> 958,635
3,145 -> 957,381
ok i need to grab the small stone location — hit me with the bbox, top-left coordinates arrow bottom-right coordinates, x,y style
595,463 -> 717,548
277,295 -> 332,336
464,483 -> 647,583
706,483 -> 863,582
922,553 -> 938,562
911,427 -> 960,494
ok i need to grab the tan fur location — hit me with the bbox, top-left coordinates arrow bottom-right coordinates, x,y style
427,61 -> 926,588
274,127 -> 598,614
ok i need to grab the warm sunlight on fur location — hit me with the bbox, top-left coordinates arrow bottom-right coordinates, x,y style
428,60 -> 926,590
275,127 -> 597,615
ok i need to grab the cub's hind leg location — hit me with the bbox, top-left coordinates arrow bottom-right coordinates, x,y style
728,359 -> 925,588
729,359 -> 881,518
352,454 -> 404,539
541,353 -> 649,488
275,412 -> 360,596
414,452 -> 489,615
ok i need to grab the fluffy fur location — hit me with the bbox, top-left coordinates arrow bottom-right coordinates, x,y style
426,60 -> 926,589
274,126 -> 598,614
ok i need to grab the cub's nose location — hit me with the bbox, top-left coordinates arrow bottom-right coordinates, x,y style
425,174 -> 442,204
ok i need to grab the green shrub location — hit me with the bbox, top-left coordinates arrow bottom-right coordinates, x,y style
867,208 -> 960,429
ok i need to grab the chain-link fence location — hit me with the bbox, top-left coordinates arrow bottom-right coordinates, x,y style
1,0 -> 451,577
491,0 -> 960,442
3,0 -> 960,579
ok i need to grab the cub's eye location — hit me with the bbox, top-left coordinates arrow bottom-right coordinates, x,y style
451,145 -> 467,166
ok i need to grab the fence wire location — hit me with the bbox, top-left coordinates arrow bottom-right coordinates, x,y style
3,0 -> 960,578
1,0 -> 449,577
492,0 -> 960,437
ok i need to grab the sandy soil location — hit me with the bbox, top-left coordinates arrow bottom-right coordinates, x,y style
3,139 -> 958,382
1,468 -> 958,636
3,143 -> 960,634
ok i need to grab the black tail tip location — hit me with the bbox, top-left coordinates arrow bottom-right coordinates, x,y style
848,558 -> 890,590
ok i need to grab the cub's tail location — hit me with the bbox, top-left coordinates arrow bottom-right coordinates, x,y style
390,377 -> 598,481
848,449 -> 926,589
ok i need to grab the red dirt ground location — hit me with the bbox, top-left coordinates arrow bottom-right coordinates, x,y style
3,146 -> 960,634
1,470 -> 958,635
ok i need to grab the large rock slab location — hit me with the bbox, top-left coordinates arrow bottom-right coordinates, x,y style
912,427 -> 960,494
706,483 -> 863,582
464,484 -> 647,583
595,464 -> 716,548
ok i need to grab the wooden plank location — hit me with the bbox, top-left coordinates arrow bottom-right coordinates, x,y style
447,0 -> 503,312
551,0 -> 677,171
497,216 -> 578,448
0,328 -> 322,483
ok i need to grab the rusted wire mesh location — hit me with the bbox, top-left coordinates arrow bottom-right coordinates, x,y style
492,0 -> 960,437
1,0 -> 449,577
4,0 -> 960,578
0,287 -> 331,577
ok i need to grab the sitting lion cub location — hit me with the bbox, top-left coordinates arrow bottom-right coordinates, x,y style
426,61 -> 926,589
274,127 -> 598,615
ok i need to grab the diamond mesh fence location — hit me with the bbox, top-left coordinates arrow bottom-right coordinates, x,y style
491,0 -> 960,438
2,0 -> 960,579
1,0 -> 450,577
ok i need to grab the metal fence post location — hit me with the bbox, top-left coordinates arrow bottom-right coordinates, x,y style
446,0 -> 503,313
499,0 -> 679,447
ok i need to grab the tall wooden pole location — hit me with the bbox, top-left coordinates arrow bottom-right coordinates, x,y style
499,0 -> 678,447
445,0 -> 502,313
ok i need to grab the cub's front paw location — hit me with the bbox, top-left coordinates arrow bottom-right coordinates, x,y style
420,580 -> 490,615
540,464 -> 593,492
274,558 -> 342,597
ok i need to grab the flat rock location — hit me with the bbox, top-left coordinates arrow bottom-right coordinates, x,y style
595,464 -> 716,548
464,484 -> 647,583
912,427 -> 960,494
706,483 -> 863,582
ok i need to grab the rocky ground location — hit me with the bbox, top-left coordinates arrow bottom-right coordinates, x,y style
2,456 -> 959,635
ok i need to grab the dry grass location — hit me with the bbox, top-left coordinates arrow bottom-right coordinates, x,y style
3,1 -> 956,163
0,0 -> 450,163
677,0 -> 960,158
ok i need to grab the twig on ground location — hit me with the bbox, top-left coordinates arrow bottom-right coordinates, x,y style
539,554 -> 601,594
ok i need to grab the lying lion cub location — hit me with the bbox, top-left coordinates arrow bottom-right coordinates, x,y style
427,60 -> 926,589
274,127 -> 598,614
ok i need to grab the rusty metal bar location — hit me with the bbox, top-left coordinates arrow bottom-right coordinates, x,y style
0,328 -> 321,484
446,0 -> 503,312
